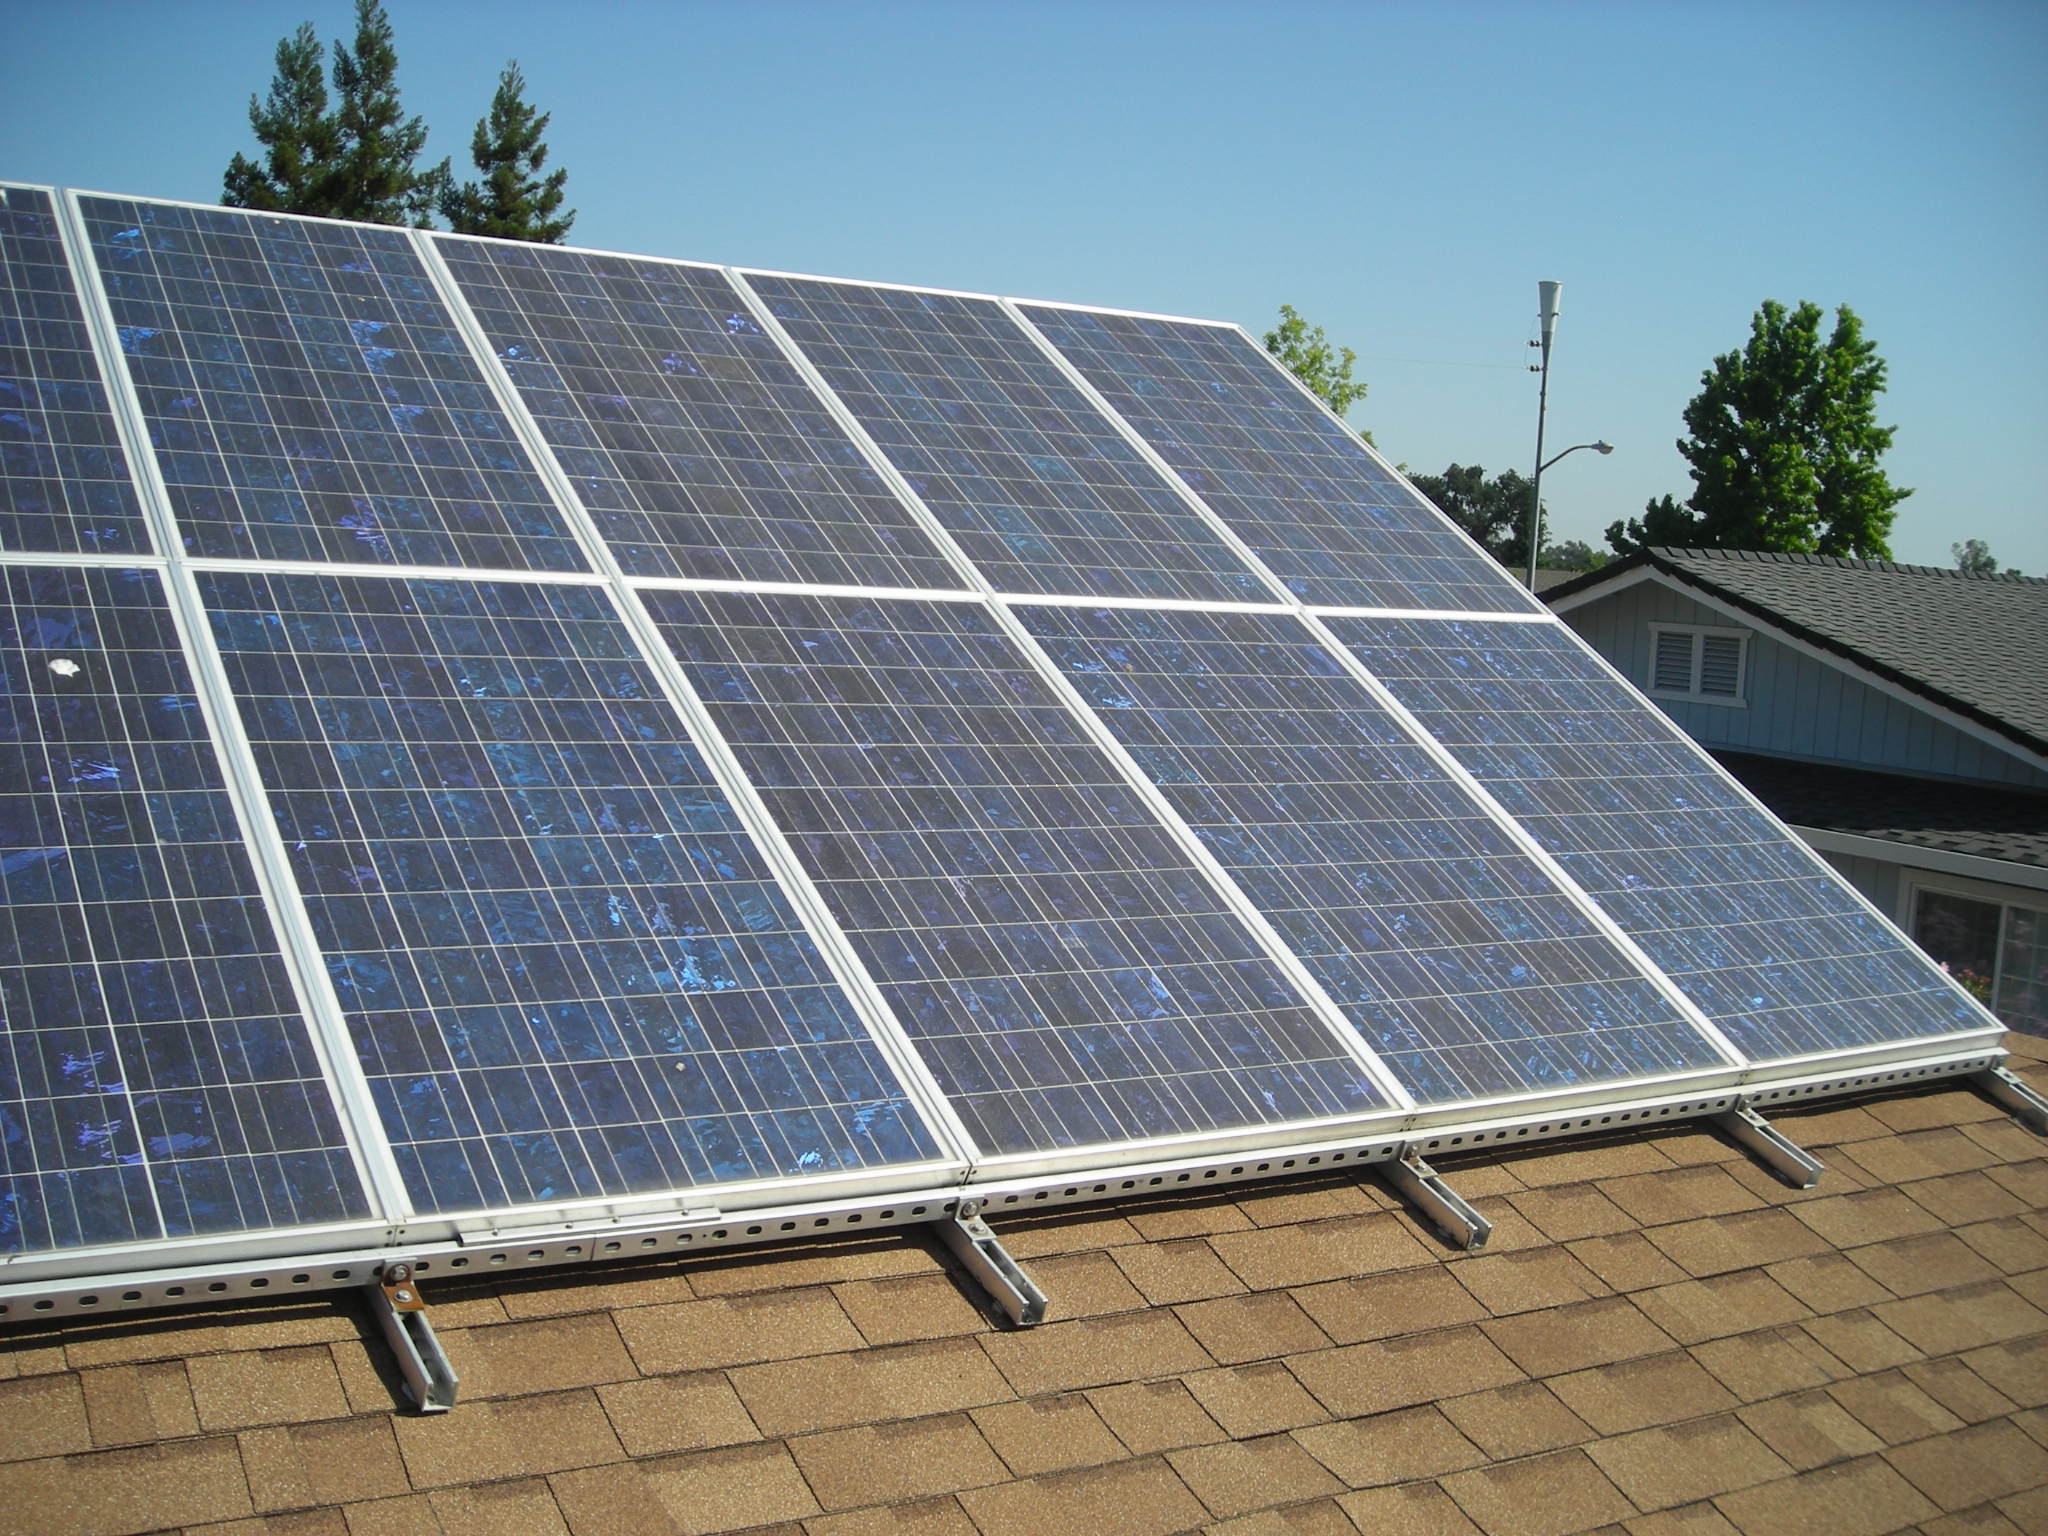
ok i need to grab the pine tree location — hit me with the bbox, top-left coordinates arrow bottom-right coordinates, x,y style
326,0 -> 443,225
440,63 -> 576,242
222,23 -> 337,213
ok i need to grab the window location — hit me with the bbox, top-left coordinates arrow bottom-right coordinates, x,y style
1648,624 -> 1747,705
1909,882 -> 2048,1038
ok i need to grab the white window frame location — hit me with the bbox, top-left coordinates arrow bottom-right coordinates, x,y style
1647,622 -> 1749,707
1904,870 -> 2048,1035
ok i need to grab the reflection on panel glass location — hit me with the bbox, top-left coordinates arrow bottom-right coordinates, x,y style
1339,617 -> 1986,1059
1020,305 -> 1538,615
78,198 -> 585,571
200,572 -> 940,1214
436,240 -> 962,589
644,589 -> 1388,1155
0,187 -> 151,555
1021,605 -> 1722,1103
0,566 -> 367,1253
747,276 -> 1271,603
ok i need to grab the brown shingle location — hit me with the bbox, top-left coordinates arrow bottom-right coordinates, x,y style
1174,1292 -> 1330,1364
1711,1456 -> 1938,1536
239,1425 -> 315,1513
1166,1434 -> 1344,1519
595,1371 -> 759,1456
1487,1138 -> 1675,1189
1505,1184 -> 1636,1242
552,1440 -> 819,1535
1480,1296 -> 1676,1376
1689,1327 -> 1846,1402
682,1233 -> 939,1296
1109,1237 -> 1249,1305
495,1262 -> 695,1320
1029,1250 -> 1149,1319
1644,1208 -> 1833,1277
1838,1128 -> 1995,1185
1449,1247 -> 1611,1316
830,1272 -> 987,1345
0,1436 -> 254,1536
1827,1368 -> 1967,1446
1631,1270 -> 1812,1345
1848,1232 -> 2001,1297
1903,1170 -> 2030,1225
441,1313 -> 637,1398
1985,1159 -> 2048,1207
1598,1166 -> 1765,1227
1886,1420 -> 2048,1511
1180,1362 -> 1330,1438
1291,1405 -> 1486,1487
788,1413 -> 1009,1509
612,1287 -> 862,1374
1086,1379 -> 1223,1454
1208,1212 -> 1435,1290
1122,1194 -> 1254,1242
1761,1252 -> 1894,1313
1289,1264 -> 1488,1343
0,1373 -> 92,1459
1285,1327 -> 1522,1418
1438,1448 -> 1635,1536
802,1496 -> 979,1536
1233,1177 -> 1378,1228
427,1477 -> 570,1536
1873,1280 -> 2048,1354
1959,1335 -> 2048,1408
1786,1188 -> 1947,1250
392,1389 -> 623,1488
78,1362 -> 198,1447
955,1455 -> 1209,1536
1732,1390 -> 1885,1471
1900,1358 -> 2020,1424
1799,1309 -> 1925,1374
1198,1498 -> 1360,1536
970,1393 -> 1127,1475
1957,1215 -> 2048,1274
1337,1482 -> 1485,1535
1440,1381 -> 1593,1460
1547,1351 -> 1738,1435
335,1494 -> 443,1536
1583,1414 -> 1791,1509
1863,1086 -> 2000,1134
1564,1232 -> 1692,1292
982,1209 -> 1143,1260
979,1310 -> 1211,1396
730,1336 -> 1014,1436
186,1346 -> 351,1432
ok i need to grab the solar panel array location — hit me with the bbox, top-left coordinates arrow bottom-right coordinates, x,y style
0,186 -> 1998,1274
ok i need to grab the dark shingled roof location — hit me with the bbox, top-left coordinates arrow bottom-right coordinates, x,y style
1547,549 -> 2048,758
1715,751 -> 2048,872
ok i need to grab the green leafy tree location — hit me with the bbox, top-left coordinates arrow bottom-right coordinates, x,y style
222,1 -> 440,225
1953,539 -> 2023,577
1607,301 -> 1909,558
440,62 -> 575,242
1408,463 -> 1540,567
1265,305 -> 1371,439
1541,539 -> 1607,573
222,23 -> 337,213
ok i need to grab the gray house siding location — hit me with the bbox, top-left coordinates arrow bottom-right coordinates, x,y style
1818,849 -> 1904,921
1563,582 -> 2048,790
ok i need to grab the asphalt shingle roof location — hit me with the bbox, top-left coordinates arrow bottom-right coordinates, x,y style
1715,751 -> 2048,872
1549,549 -> 2048,757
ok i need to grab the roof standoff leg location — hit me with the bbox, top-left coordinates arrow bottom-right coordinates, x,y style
1717,1102 -> 1824,1189
1975,1064 -> 2048,1136
367,1262 -> 459,1413
939,1203 -> 1048,1327
1382,1148 -> 1492,1251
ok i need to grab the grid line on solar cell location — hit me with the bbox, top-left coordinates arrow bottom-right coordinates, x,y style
1019,605 -> 1724,1104
1336,617 -> 1987,1060
0,188 -> 152,555
0,564 -> 369,1254
641,588 -> 1390,1157
434,240 -> 964,590
76,198 -> 586,572
743,275 -> 1274,604
197,570 -> 941,1215
1018,305 -> 1541,615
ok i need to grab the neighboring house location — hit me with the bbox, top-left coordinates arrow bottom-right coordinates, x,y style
1546,549 -> 2048,1038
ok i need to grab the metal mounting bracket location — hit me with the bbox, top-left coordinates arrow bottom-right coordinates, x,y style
1975,1064 -> 2048,1136
1716,1102 -> 1823,1189
938,1204 -> 1048,1327
1381,1148 -> 1492,1251
366,1262 -> 458,1413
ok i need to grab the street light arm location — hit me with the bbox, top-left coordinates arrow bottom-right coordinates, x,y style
1539,440 -> 1614,475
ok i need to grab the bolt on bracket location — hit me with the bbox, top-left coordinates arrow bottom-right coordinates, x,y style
1382,1148 -> 1492,1251
938,1203 -> 1048,1327
366,1262 -> 458,1413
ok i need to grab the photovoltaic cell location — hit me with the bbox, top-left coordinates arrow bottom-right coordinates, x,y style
199,571 -> 942,1215
0,565 -> 368,1254
1019,305 -> 1541,615
642,589 -> 1389,1156
1337,617 -> 1987,1060
746,276 -> 1274,603
78,198 -> 587,572
1021,605 -> 1724,1103
435,239 -> 963,589
0,187 -> 151,555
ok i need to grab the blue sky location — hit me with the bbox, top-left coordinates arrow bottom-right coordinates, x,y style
6,0 -> 2044,571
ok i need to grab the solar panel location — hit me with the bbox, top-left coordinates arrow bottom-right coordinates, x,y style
1018,305 -> 1541,615
198,570 -> 946,1212
1,564 -> 369,1253
744,275 -> 1275,603
641,588 -> 1390,1156
77,197 -> 588,572
1019,604 -> 1727,1103
0,187 -> 152,555
433,239 -> 965,590
1336,617 -> 1988,1060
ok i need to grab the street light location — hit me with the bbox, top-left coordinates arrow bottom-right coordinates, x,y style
1523,282 -> 1613,589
